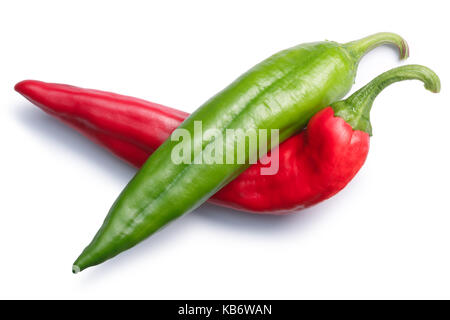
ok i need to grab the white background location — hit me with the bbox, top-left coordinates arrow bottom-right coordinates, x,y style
1,0 -> 449,299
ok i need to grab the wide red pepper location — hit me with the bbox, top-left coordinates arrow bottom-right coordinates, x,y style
15,65 -> 439,213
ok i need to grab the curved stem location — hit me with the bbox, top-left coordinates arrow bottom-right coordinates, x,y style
332,65 -> 440,135
344,32 -> 409,62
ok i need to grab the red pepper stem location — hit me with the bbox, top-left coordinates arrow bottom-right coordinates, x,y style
344,32 -> 409,62
332,64 -> 440,135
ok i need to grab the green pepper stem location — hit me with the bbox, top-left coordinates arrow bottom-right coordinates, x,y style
332,65 -> 440,135
344,32 -> 409,62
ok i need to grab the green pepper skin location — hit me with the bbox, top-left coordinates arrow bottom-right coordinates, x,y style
73,33 -> 408,273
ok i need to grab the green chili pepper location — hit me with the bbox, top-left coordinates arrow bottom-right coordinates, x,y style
73,33 -> 408,273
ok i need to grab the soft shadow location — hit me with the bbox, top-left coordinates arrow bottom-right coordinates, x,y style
77,213 -> 199,283
77,202 -> 332,283
193,202 -> 328,234
14,102 -> 332,281
14,102 -> 136,183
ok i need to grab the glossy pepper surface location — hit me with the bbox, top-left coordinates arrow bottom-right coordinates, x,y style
14,80 -> 369,212
219,65 -> 440,211
16,64 -> 439,215
26,33 -> 412,272
16,34 -> 408,214
12,82 -> 359,212
75,64 -> 438,273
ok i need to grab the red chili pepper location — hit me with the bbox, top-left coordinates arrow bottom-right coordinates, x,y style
15,81 -> 186,167
213,106 -> 369,212
15,65 -> 439,214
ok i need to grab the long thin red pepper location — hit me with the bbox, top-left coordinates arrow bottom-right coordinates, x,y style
15,80 -> 368,214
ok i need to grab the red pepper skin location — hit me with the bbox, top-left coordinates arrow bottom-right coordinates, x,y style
212,107 -> 369,212
14,80 -> 188,155
15,80 -> 369,213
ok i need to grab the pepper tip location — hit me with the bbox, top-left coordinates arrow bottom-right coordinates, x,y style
72,264 -> 81,274
14,80 -> 27,94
